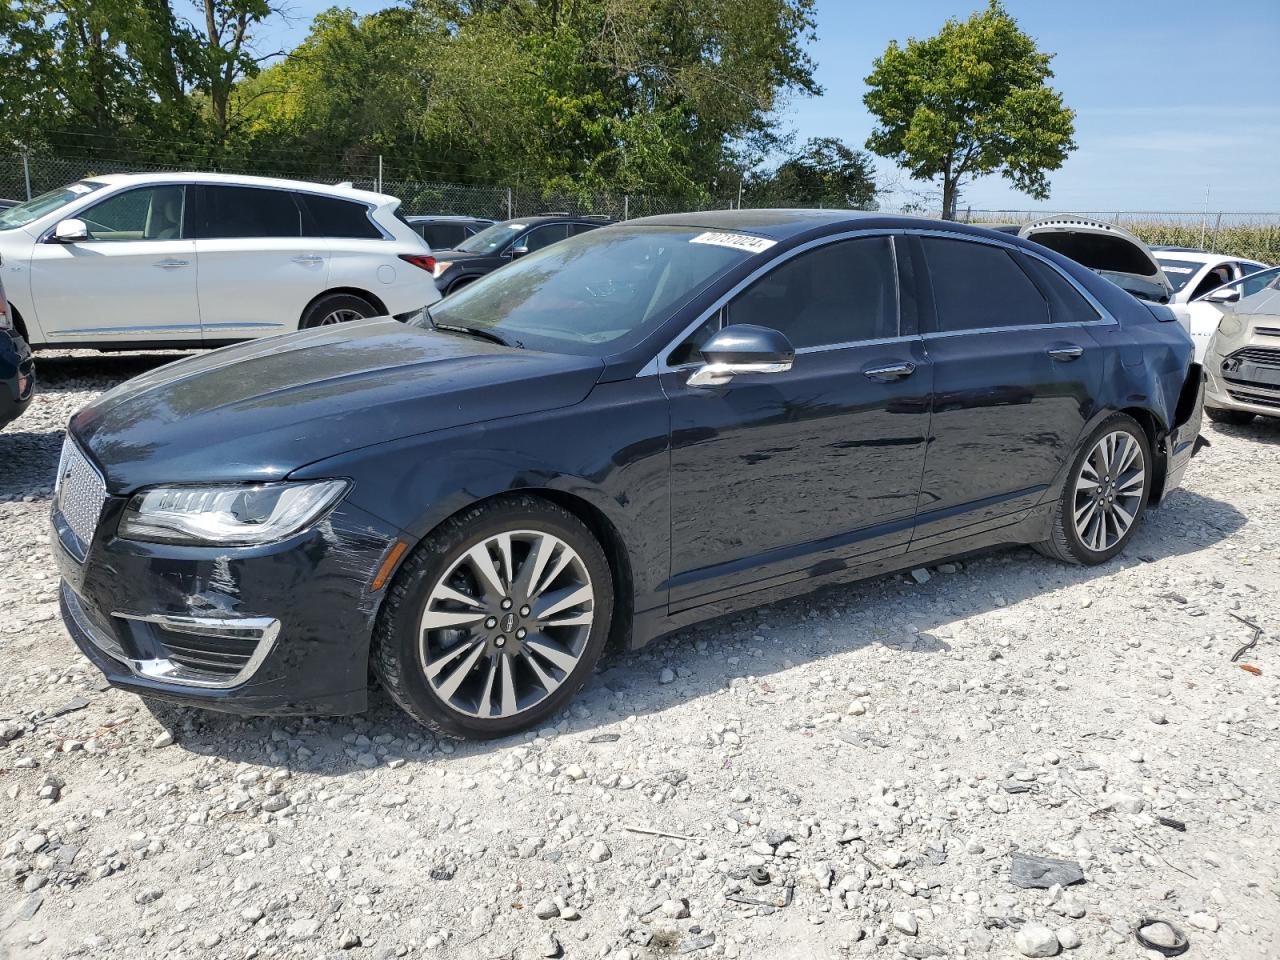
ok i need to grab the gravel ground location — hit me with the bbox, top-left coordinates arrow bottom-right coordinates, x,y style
2,351 -> 1278,960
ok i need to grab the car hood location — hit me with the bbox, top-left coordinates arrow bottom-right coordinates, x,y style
1019,217 -> 1173,303
70,319 -> 604,493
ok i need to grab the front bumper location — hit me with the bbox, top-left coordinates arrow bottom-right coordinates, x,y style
1206,348 -> 1280,417
54,485 -> 405,716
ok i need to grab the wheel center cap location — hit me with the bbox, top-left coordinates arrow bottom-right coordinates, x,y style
500,612 -> 518,634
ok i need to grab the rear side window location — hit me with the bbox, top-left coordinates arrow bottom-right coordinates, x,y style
419,223 -> 467,248
195,186 -> 301,239
301,194 -> 382,239
921,237 -> 1048,332
723,236 -> 899,350
1016,254 -> 1102,324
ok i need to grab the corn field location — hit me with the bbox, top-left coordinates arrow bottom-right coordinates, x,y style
966,210 -> 1280,265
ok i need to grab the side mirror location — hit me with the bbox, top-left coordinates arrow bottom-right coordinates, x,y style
50,218 -> 89,243
687,324 -> 794,387
1202,288 -> 1240,304
509,243 -> 530,259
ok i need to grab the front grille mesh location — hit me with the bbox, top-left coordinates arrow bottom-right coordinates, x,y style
1227,388 -> 1280,409
55,437 -> 107,551
1232,347 -> 1280,367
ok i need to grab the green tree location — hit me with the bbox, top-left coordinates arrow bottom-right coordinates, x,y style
862,1 -> 1075,219
747,137 -> 878,209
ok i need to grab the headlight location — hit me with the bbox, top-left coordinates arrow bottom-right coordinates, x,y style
118,480 -> 349,546
1217,313 -> 1243,339
432,260 -> 452,279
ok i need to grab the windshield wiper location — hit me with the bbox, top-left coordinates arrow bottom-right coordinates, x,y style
431,318 -> 520,349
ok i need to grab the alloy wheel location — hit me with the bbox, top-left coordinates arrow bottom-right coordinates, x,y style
417,529 -> 595,719
1072,430 -> 1146,552
319,308 -> 366,325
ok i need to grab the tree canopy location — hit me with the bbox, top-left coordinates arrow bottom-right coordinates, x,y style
745,137 -> 878,210
2,0 -> 823,205
863,1 -> 1075,218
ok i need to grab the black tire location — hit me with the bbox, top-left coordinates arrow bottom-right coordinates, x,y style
1035,414 -> 1152,566
300,292 -> 379,329
372,495 -> 614,739
446,276 -> 477,295
1205,406 -> 1255,426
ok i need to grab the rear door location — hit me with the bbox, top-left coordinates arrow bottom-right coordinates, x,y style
910,235 -> 1106,549
191,185 -> 329,342
27,184 -> 200,342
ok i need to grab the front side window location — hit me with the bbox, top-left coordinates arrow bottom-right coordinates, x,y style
194,186 -> 301,239
520,224 -> 570,253
921,237 -> 1048,331
1196,265 -> 1280,302
300,194 -> 381,239
0,181 -> 107,231
420,226 -> 756,355
1189,264 -> 1234,300
78,186 -> 186,242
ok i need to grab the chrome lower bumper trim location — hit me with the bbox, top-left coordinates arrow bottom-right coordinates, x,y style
63,583 -> 280,689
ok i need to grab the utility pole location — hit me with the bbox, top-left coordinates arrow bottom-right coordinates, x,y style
22,151 -> 32,200
1200,184 -> 1210,249
377,155 -> 383,194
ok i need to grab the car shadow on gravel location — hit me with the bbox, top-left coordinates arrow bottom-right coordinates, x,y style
1205,416 -> 1280,445
147,486 -> 1245,777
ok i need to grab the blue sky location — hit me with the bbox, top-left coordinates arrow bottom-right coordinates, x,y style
257,0 -> 1280,212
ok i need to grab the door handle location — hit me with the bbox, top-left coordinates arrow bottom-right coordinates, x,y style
152,258 -> 190,269
863,361 -> 916,382
292,255 -> 324,265
1047,344 -> 1084,361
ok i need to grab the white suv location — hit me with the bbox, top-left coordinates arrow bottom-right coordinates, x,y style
0,173 -> 440,349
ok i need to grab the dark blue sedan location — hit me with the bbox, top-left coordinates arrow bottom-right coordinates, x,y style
53,211 -> 1204,738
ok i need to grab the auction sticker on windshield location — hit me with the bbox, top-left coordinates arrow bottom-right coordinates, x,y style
690,232 -> 777,254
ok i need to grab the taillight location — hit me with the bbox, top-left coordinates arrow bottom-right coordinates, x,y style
399,254 -> 436,272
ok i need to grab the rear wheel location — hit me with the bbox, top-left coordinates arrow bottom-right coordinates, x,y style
301,293 -> 379,329
1036,414 -> 1151,566
372,496 -> 613,739
1205,406 -> 1255,426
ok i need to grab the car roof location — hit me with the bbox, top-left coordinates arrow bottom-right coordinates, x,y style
626,209 -> 1040,244
406,215 -> 492,223
80,171 -> 393,205
1151,249 -> 1236,265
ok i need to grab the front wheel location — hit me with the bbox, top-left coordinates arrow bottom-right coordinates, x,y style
1035,415 -> 1152,566
372,496 -> 614,739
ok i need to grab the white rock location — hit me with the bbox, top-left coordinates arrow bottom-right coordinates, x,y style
1014,922 -> 1060,957
892,911 -> 918,935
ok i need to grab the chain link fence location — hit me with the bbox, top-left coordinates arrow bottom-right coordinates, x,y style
4,154 -> 1277,262
0,153 -> 717,220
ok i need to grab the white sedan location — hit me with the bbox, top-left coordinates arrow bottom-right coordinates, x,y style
1153,249 -> 1272,362
0,172 -> 439,349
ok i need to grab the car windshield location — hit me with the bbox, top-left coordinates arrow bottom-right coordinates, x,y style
1197,265 -> 1280,302
0,181 -> 106,230
1154,257 -> 1204,294
454,221 -> 526,254
416,226 -> 760,355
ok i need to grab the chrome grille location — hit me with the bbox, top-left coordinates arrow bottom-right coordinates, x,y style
54,437 -> 107,552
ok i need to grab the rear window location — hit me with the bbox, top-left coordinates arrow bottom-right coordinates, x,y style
921,238 -> 1049,332
418,222 -> 468,248
301,194 -> 382,239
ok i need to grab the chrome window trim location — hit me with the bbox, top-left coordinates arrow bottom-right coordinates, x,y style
637,225 -> 1118,377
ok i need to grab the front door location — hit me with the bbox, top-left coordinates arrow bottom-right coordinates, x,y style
909,235 -> 1105,548
27,184 -> 200,343
190,185 -> 329,342
661,234 -> 932,610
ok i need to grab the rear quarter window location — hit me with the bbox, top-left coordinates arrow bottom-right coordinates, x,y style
301,194 -> 383,240
920,237 -> 1049,331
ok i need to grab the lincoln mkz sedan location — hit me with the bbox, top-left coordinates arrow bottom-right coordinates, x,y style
54,211 -> 1205,738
